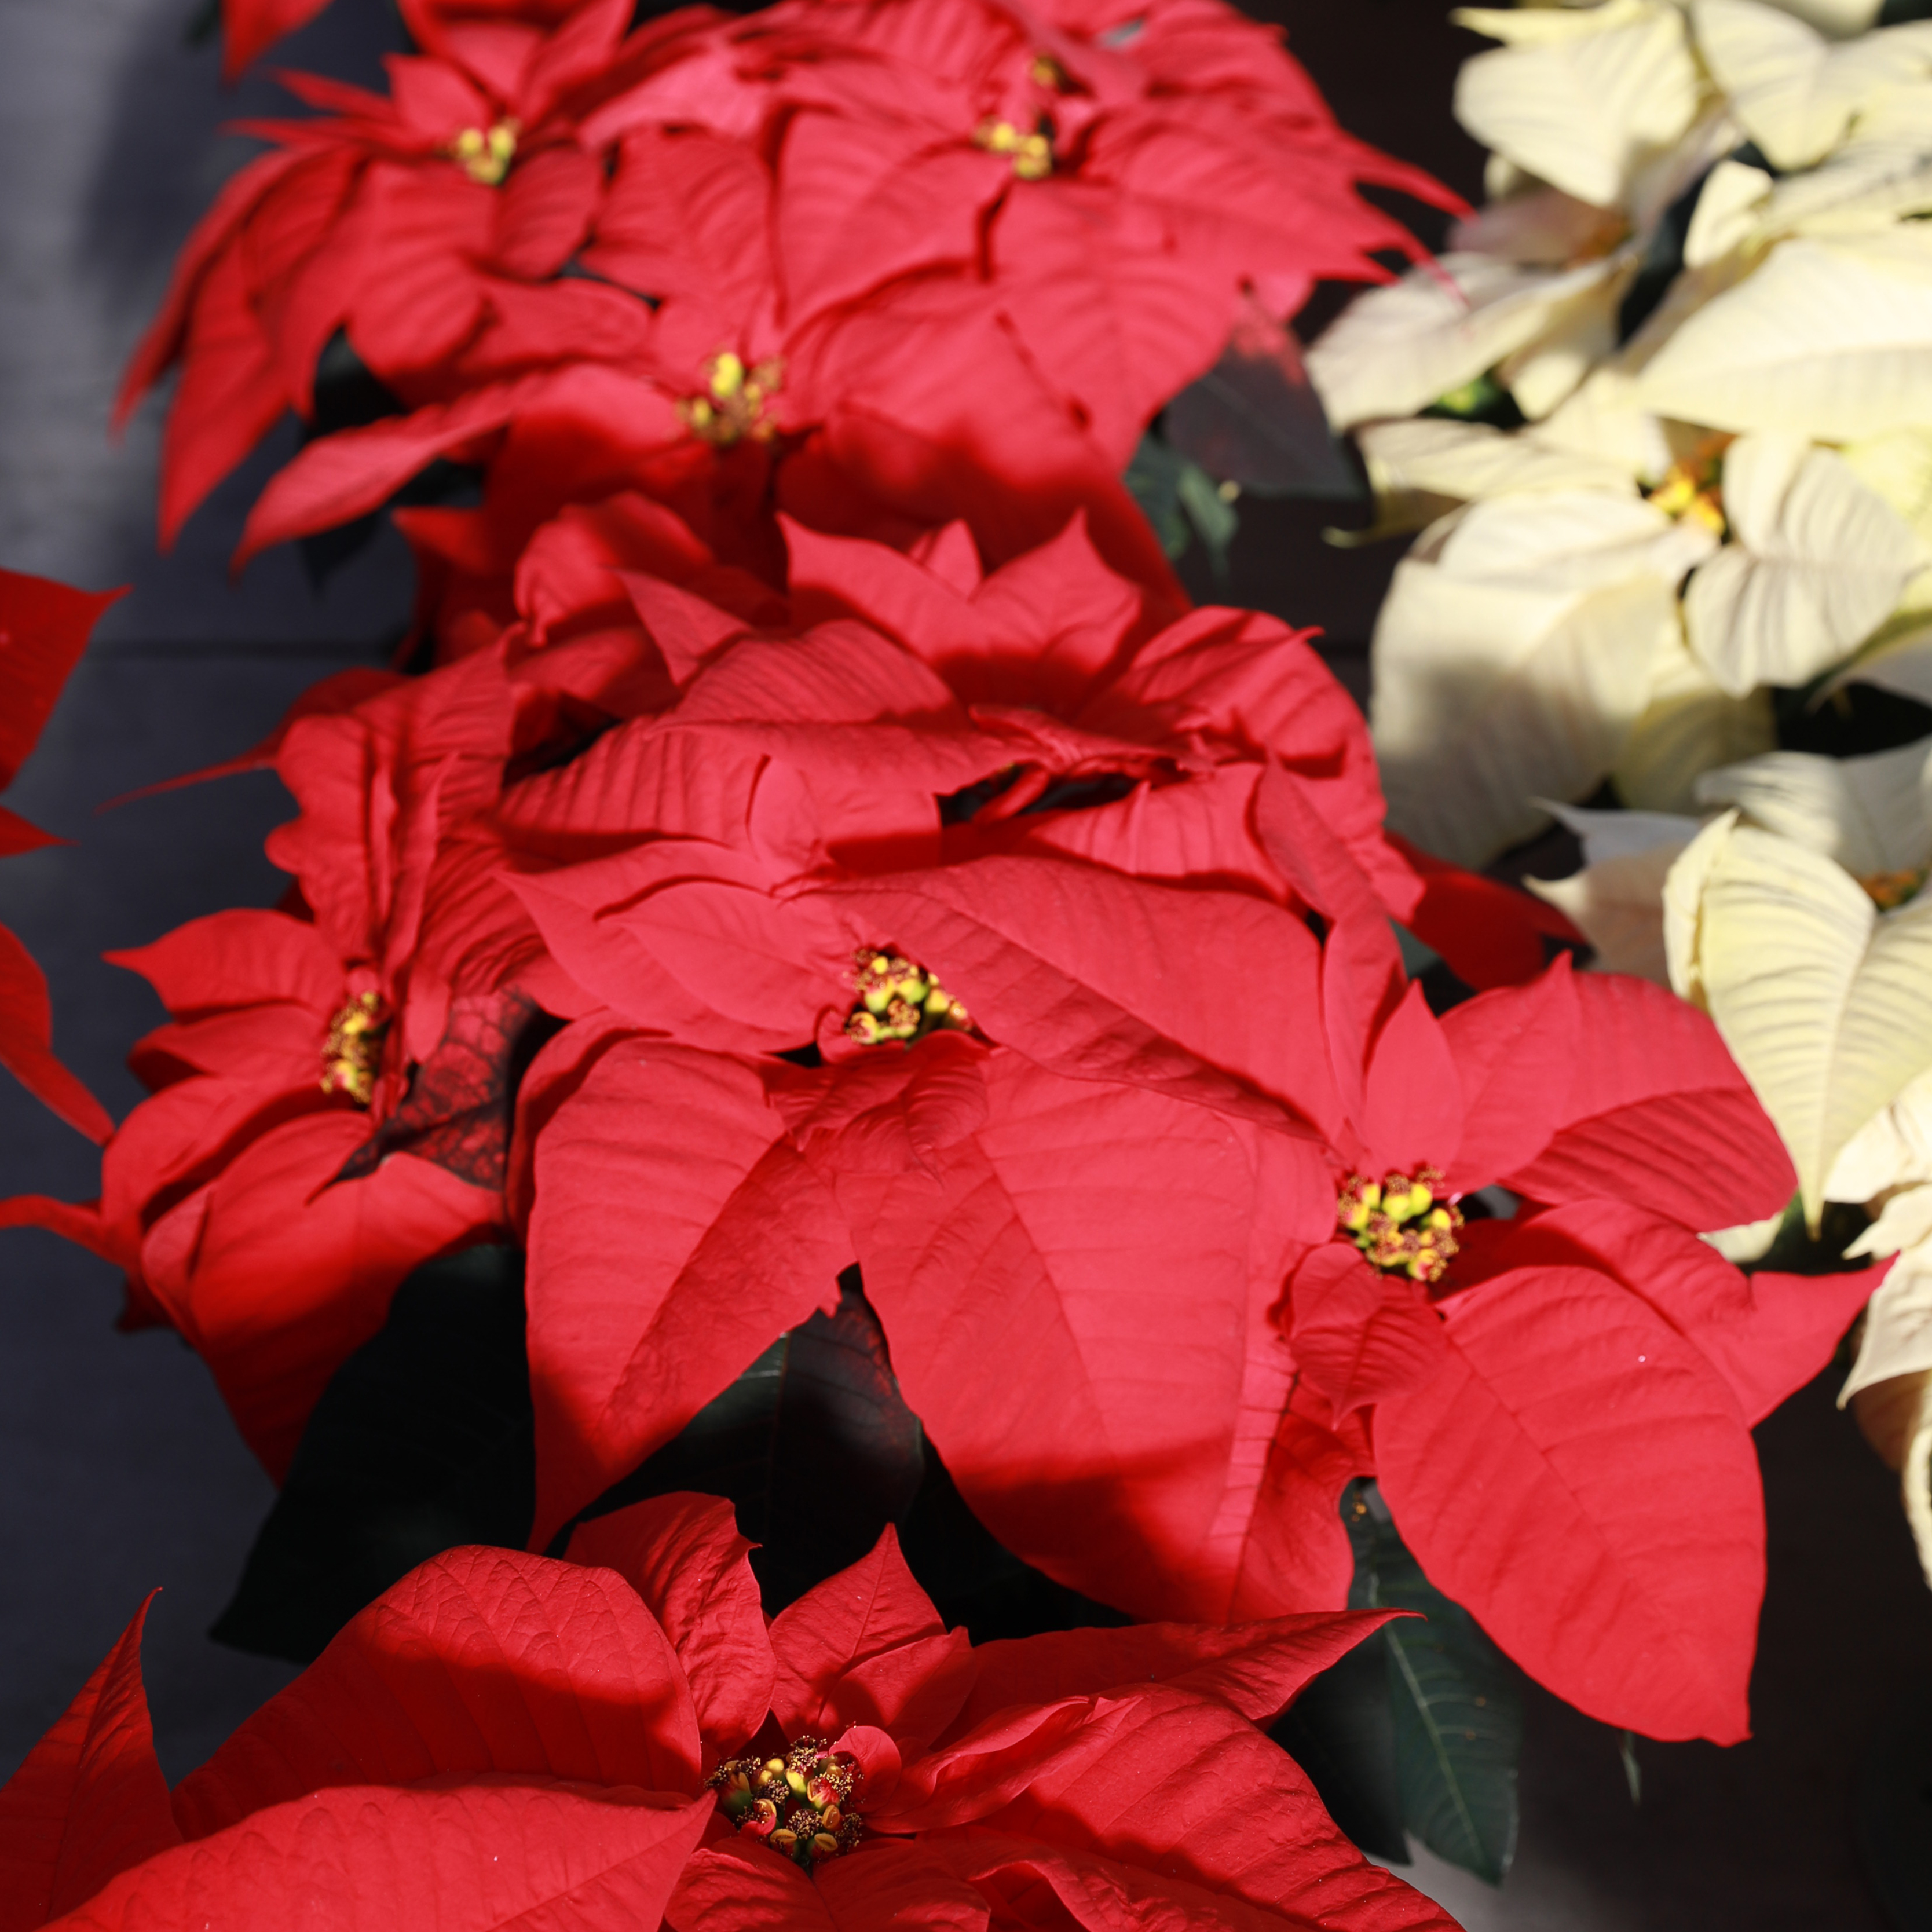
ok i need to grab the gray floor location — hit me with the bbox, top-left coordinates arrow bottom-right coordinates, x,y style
0,1 -> 1927,1926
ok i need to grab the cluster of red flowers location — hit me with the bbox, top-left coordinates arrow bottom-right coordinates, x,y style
131,0 -> 1452,606
0,0 -> 1893,1921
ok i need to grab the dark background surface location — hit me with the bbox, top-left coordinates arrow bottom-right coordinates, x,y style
0,1 -> 1926,1925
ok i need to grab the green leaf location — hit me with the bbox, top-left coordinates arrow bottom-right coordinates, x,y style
1420,369 -> 1526,431
213,1243 -> 536,1663
1744,1194 -> 1876,1278
1124,431 -> 1239,575
1349,1480 -> 1523,1885
1176,462 -> 1239,581
1269,1623 -> 1410,1865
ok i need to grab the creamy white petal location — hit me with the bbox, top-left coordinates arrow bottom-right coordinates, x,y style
1692,0 -> 1932,170
1435,485 -> 1717,591
1307,253 -> 1626,431
1682,159 -> 1774,266
1828,1062 -> 1932,1200
1843,1235 -> 1932,1399
1528,843 -> 1685,981
1615,639 -> 1779,812
1539,798 -> 1705,863
1356,417 -> 1638,507
1373,547 -> 1678,865
1682,432 -> 1919,694
1457,2 -> 1703,206
1663,809 -> 1740,1006
1693,737 -> 1932,874
1636,235 -> 1932,437
1673,819 -> 1932,1213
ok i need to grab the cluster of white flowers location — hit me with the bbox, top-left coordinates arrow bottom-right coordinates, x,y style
1309,0 -> 1932,1577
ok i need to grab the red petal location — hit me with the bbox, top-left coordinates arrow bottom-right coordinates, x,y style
670,1836 -> 990,1932
1377,1264 -> 1763,1742
524,1038 -> 851,1548
841,1053 -> 1327,1623
567,1494 -> 777,1766
157,246 -> 291,549
140,1119 -> 500,1479
1501,972 -> 1795,1229
812,858 -> 1337,1136
768,1527 -> 948,1737
927,1831 -> 1457,1932
0,569 -> 122,788
219,0 -> 334,76
1385,831 -> 1582,990
868,1698 -> 1110,1832
946,1605 -> 1401,1741
56,1781 -> 709,1932
173,1546 -> 702,1839
105,908 -> 341,1019
1703,1266 -> 1883,1426
0,923 -> 114,1143
776,114 -> 994,324
493,145 -> 602,282
1436,958 -> 1578,1191
1356,979 -> 1464,1179
1225,1389 -> 1370,1620
1286,1243 -> 1448,1421
0,1596 -> 178,1929
988,186 -> 1234,465
1251,764 -> 1403,1143
962,1685 -> 1448,1929
666,1839 -> 828,1932
1490,1201 -> 1878,1426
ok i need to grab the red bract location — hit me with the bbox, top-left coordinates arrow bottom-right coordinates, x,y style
0,642 -> 638,1476
0,569 -> 118,1144
131,0 -> 1454,599
0,1500 -> 1458,1931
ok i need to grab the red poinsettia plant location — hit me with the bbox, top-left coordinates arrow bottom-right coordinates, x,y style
0,1495 -> 1459,1931
129,0 -> 1457,601
4,0 -> 1895,1913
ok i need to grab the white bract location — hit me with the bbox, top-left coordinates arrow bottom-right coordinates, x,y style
1312,0 -> 1932,866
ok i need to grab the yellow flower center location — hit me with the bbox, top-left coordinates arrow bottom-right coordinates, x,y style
844,947 -> 972,1045
321,991 -> 388,1107
1337,1167 -> 1462,1284
1645,434 -> 1732,539
449,119 -> 519,186
679,350 -> 784,446
709,1737 -> 863,1868
1860,866 -> 1927,910
1029,52 -> 1071,89
973,116 -> 1053,180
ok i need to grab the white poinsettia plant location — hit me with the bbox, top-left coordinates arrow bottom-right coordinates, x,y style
1309,0 -> 1932,1580
1309,0 -> 1932,867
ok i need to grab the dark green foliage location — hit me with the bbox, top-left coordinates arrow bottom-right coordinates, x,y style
570,1268 -> 928,1609
1281,1481 -> 1523,1885
213,1243 -> 535,1664
1774,680 -> 1932,759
